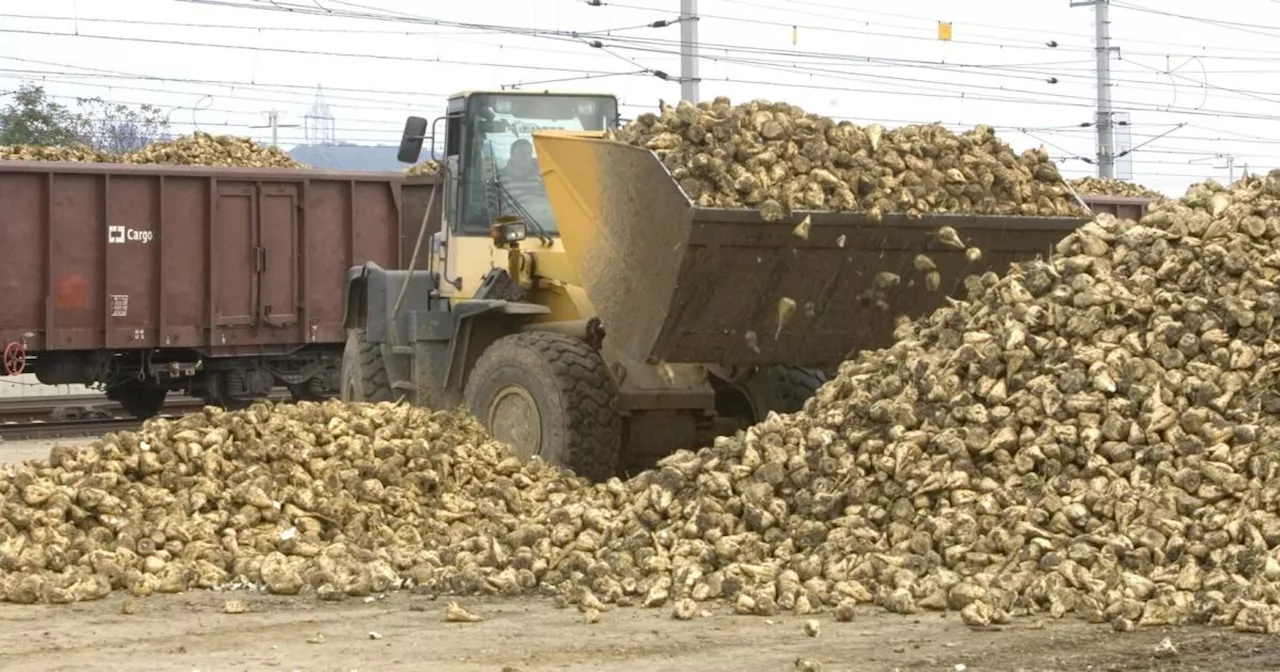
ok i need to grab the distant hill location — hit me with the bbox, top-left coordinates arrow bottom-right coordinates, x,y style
288,143 -> 404,171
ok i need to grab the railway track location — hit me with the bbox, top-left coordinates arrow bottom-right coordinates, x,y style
0,414 -> 183,441
0,391 -> 294,442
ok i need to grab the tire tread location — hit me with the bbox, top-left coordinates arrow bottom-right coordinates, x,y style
464,331 -> 621,481
343,328 -> 394,402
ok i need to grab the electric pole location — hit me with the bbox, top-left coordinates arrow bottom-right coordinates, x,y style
1072,0 -> 1118,178
679,0 -> 700,103
252,110 -> 301,148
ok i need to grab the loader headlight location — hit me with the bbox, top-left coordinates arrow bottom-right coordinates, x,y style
490,219 -> 527,247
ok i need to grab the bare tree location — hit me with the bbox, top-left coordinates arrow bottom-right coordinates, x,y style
72,97 -> 171,153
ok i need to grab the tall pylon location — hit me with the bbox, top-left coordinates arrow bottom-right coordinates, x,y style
304,85 -> 336,145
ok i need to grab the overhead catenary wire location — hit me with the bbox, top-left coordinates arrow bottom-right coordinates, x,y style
587,0 -> 1280,61
181,0 -> 1280,62
0,28 -> 644,77
603,0 -> 1066,50
4,0 -> 1278,192
0,69 -> 434,114
736,0 -> 1280,58
0,12 -> 676,68
1110,1 -> 1280,38
7,43 -> 1276,117
0,55 -> 455,103
0,66 -> 1178,137
9,81 -> 1274,185
160,1 -> 1280,115
0,10 -> 693,39
0,55 -> 1100,131
16,25 -> 1280,125
32,82 -> 1268,155
9,53 -> 1280,170
5,5 -> 1274,112
593,39 -> 1280,108
0,41 -> 1259,134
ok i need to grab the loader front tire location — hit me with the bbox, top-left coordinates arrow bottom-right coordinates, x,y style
341,328 -> 394,403
464,332 -> 621,481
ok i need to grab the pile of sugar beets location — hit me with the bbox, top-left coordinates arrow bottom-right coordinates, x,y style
4,100 -> 1280,637
0,131 -> 303,168
612,97 -> 1089,221
1069,175 -> 1165,200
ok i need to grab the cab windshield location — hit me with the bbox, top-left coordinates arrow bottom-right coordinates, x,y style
461,93 -> 618,235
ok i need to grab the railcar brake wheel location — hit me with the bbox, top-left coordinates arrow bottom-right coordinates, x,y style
2,342 -> 25,376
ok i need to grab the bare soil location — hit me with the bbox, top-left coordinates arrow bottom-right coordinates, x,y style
0,590 -> 1277,672
2,439 -> 1280,671
0,437 -> 63,464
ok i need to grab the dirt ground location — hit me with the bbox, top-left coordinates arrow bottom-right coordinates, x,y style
0,591 -> 1279,672
0,437 -> 63,465
4,440 -> 1280,671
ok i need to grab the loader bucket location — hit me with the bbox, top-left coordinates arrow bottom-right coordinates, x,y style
533,131 -> 1089,368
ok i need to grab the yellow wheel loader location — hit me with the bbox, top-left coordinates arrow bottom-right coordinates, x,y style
341,91 -> 1088,480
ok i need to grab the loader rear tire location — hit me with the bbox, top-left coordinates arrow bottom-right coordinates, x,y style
717,365 -> 827,425
464,332 -> 621,481
752,366 -> 827,416
341,328 -> 394,403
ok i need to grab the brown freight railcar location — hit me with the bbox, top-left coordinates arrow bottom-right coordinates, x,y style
0,161 -> 438,416
399,174 -> 444,268
1078,194 -> 1157,221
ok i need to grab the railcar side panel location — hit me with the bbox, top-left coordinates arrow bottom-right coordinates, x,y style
1079,194 -> 1155,222
0,162 -> 406,356
161,176 -> 210,350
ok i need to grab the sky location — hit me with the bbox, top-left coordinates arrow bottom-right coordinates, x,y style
3,0 -> 1280,195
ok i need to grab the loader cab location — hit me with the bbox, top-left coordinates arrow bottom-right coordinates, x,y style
400,91 -> 619,241
456,92 -> 617,239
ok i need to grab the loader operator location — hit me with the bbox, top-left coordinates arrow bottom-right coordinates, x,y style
479,133 -> 555,233
499,138 -> 545,208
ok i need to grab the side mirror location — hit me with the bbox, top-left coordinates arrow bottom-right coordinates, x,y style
428,116 -> 446,162
397,116 -> 429,163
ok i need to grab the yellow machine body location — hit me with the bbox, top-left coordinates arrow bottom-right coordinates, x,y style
432,135 -> 720,461
347,90 -> 1090,475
